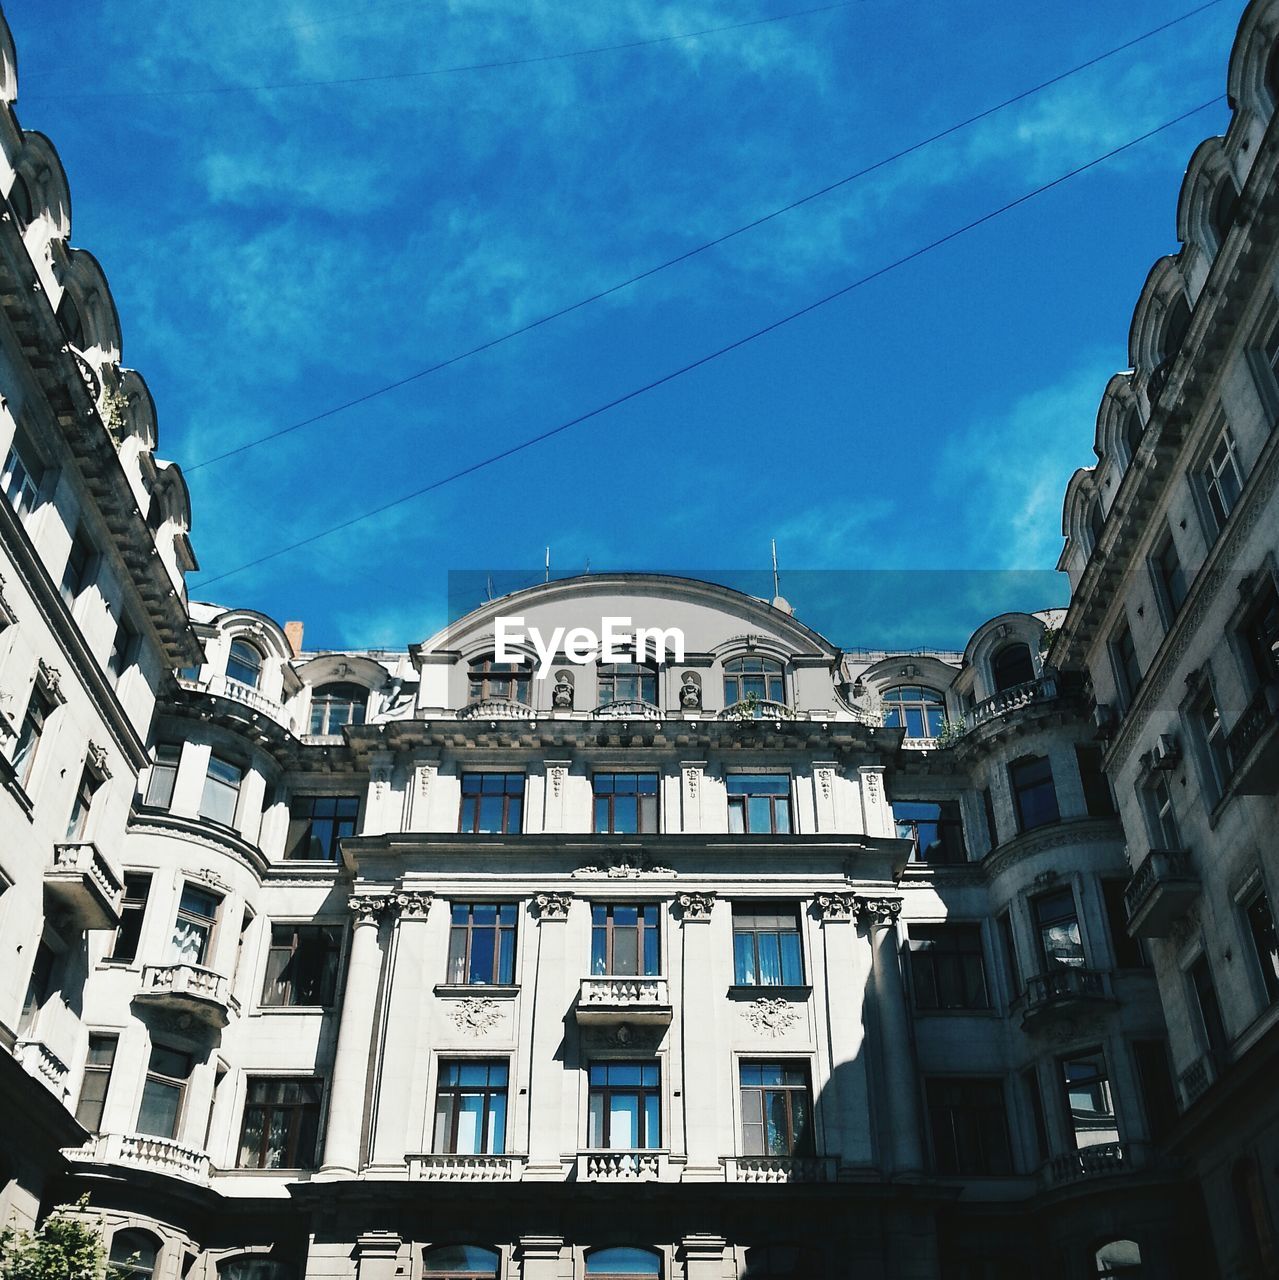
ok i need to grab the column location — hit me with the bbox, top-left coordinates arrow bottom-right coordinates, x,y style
858,895 -> 923,1175
857,765 -> 892,837
676,892 -> 722,1180
403,761 -> 438,831
525,891 -> 573,1178
680,760 -> 704,832
679,1237 -> 727,1280
320,894 -> 392,1175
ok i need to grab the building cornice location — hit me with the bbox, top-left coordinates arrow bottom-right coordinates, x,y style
979,815 -> 1126,882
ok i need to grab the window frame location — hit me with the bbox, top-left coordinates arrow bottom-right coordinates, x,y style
200,753 -> 243,827
1241,881 -> 1279,1007
1,435 -> 43,521
1058,1047 -> 1120,1152
591,771 -> 658,834
891,798 -> 967,864
723,656 -> 786,708
111,871 -> 151,963
75,1032 -> 117,1132
907,923 -> 990,1012
432,1059 -> 510,1155
726,773 -> 793,835
1008,754 -> 1059,833
260,923 -> 342,1008
446,902 -> 518,986
1109,622 -> 1143,713
285,793 -> 359,860
169,883 -> 221,966
732,903 -> 804,987
137,1043 -> 192,1140
11,683 -> 54,793
591,903 -> 660,976
1032,886 -> 1086,972
308,682 -> 367,736
226,638 -> 264,688
596,662 -> 658,707
881,685 -> 945,740
738,1059 -> 813,1158
586,1059 -> 662,1150
1198,423 -> 1245,538
1150,528 -> 1189,625
236,1075 -> 323,1170
924,1076 -> 1013,1176
468,657 -> 531,705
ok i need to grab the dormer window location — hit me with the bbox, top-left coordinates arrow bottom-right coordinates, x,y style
597,662 -> 656,707
723,656 -> 784,708
991,643 -> 1035,693
468,657 -> 531,705
7,173 -> 33,227
227,639 -> 263,689
882,686 -> 944,739
310,682 -> 367,735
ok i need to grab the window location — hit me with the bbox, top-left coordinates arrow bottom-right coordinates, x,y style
11,685 -> 53,792
591,904 -> 659,976
75,1033 -> 117,1131
458,774 -> 524,834
57,291 -> 86,348
742,1246 -> 818,1278
59,530 -> 94,607
1094,1240 -> 1142,1279
1152,532 -> 1188,620
1060,1050 -> 1118,1150
1110,623 -> 1142,711
7,172 -> 33,227
109,1231 -> 159,1280
1201,425 -> 1244,536
726,774 -> 791,834
1033,888 -> 1085,971
226,639 -> 264,688
1069,745 -> 1114,819
925,1078 -> 1012,1175
1,437 -> 41,518
468,657 -> 530,705
285,794 -> 359,860
1144,773 -> 1181,849
732,904 -> 803,986
597,662 -> 657,706
982,787 -> 999,851
1190,689 -> 1232,807
447,903 -> 517,985
309,682 -> 366,735
200,754 -> 242,826
1022,1068 -> 1048,1165
237,1077 -> 322,1168
422,1247 -> 499,1279
111,872 -> 151,962
219,1262 -> 292,1280
261,924 -> 341,1006
1009,755 -> 1059,832
18,941 -> 58,1035
1102,880 -> 1145,969
724,656 -> 785,708
1240,581 -> 1279,690
739,1061 -> 812,1156
1124,407 -> 1144,462
587,1061 -> 660,1149
65,767 -> 97,841
144,746 -> 179,809
585,1249 -> 660,1278
108,616 -> 137,681
997,910 -> 1020,997
137,1044 -> 191,1138
433,1060 -> 508,1154
1244,885 -> 1279,1005
882,685 -> 945,739
1189,954 -> 1228,1061
1132,1040 -> 1177,1143
908,925 -> 989,1011
169,884 -> 220,965
991,643 -> 1035,692
592,772 -> 658,833
892,800 -> 966,864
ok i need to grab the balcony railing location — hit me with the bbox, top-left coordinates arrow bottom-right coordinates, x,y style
592,700 -> 662,720
1124,848 -> 1199,938
1022,967 -> 1114,1030
1179,1055 -> 1215,1108
178,674 -> 293,730
1044,1141 -> 1147,1186
721,1156 -> 838,1184
407,1153 -> 526,1181
717,700 -> 796,722
1226,685 -> 1279,796
44,841 -> 123,931
14,1038 -> 70,1101
134,963 -> 234,1029
576,976 -> 672,1026
458,698 -> 536,721
576,1150 -> 667,1181
67,1131 -> 210,1183
963,674 -> 1059,733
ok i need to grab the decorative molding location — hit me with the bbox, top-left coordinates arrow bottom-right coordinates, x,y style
813,892 -> 857,921
190,866 -> 229,892
395,890 -> 433,918
980,816 -> 1124,881
549,765 -> 567,798
684,766 -> 699,799
37,659 -> 65,704
532,891 -> 572,920
744,997 -> 800,1037
853,895 -> 902,925
85,739 -> 111,780
347,894 -> 396,924
675,891 -> 716,921
370,761 -> 392,801
573,850 -> 674,878
817,768 -> 834,800
449,997 -> 503,1037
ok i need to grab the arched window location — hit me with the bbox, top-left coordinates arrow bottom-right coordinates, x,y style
1093,1239 -> 1142,1278
110,1230 -> 160,1280
585,1249 -> 660,1277
1160,296 -> 1191,364
1124,407 -> 1144,462
468,657 -> 531,706
422,1246 -> 499,1279
597,663 -> 657,707
991,643 -> 1035,693
1087,499 -> 1105,553
8,172 -> 33,226
1267,39 -> 1279,107
309,682 -> 367,735
227,639 -> 263,689
723,656 -> 784,708
1208,178 -> 1238,250
56,290 -> 86,349
881,686 -> 945,739
217,1260 -> 293,1280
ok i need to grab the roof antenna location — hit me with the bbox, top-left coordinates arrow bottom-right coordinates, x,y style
545,546 -> 550,583
771,539 -> 793,615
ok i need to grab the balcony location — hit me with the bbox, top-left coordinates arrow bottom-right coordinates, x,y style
177,673 -> 294,731
717,700 -> 796,721
1021,968 -> 1115,1031
44,842 -> 123,931
592,700 -> 662,721
1043,1141 -> 1154,1187
67,1131 -> 210,1183
576,1150 -> 669,1181
134,963 -> 234,1029
1226,686 -> 1279,796
575,976 -> 672,1027
14,1038 -> 70,1102
407,1153 -> 526,1182
964,674 -> 1059,734
458,698 -> 535,721
721,1156 -> 838,1184
1179,1054 -> 1216,1108
1125,848 -> 1199,938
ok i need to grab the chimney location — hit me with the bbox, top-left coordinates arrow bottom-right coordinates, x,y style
284,620 -> 304,657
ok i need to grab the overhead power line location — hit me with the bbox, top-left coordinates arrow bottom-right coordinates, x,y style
192,96 -> 1225,591
22,1 -> 866,102
182,0 -> 1228,475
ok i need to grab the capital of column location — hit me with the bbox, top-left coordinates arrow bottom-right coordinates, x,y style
532,890 -> 572,921
853,894 -> 902,925
395,889 -> 434,918
676,890 -> 716,921
813,891 -> 858,921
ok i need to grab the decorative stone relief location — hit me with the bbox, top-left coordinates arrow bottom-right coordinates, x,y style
813,892 -> 857,921
684,766 -> 699,799
744,998 -> 800,1037
37,660 -> 64,703
396,890 -> 433,918
370,763 -> 391,800
348,894 -> 395,924
679,673 -> 702,709
191,866 -> 229,892
853,895 -> 902,925
552,671 -> 574,709
450,997 -> 503,1036
574,850 -> 674,878
676,891 -> 716,921
550,766 -> 566,798
86,740 -> 112,780
533,891 -> 572,920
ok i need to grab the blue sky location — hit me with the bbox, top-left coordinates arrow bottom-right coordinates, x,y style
5,0 -> 1241,649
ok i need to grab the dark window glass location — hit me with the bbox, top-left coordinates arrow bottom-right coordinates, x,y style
597,663 -> 657,707
925,1078 -> 1012,1175
1202,426 -> 1244,536
237,1077 -> 322,1169
65,768 -> 97,841
1076,745 -> 1117,817
997,910 -> 1020,997
459,772 -> 524,834
144,746 -> 179,809
1145,774 -> 1181,849
1190,955 -> 1228,1060
108,616 -> 138,681
1009,755 -> 1059,832
908,925 -> 989,1010
226,639 -> 263,688
1033,888 -> 1085,971
309,683 -> 367,735
592,772 -> 658,834
1245,887 -> 1279,1005
169,884 -> 220,965
1,437 -> 41,518
991,644 -> 1035,692
286,794 -> 359,860
739,1061 -> 812,1156
1111,624 -> 1142,711
1023,1067 -> 1048,1164
18,942 -> 58,1035
1132,1039 -> 1177,1143
732,905 -> 803,986
7,173 -> 33,227
1103,880 -> 1146,969
200,755 -> 242,826
1241,583 -> 1279,690
447,903 -> 517,985
1124,407 -> 1144,461
742,1245 -> 819,1278
1060,1049 -> 1119,1150
1154,533 -> 1188,618
1192,691 -> 1232,807
60,530 -> 94,606
112,872 -> 151,962
723,656 -> 785,708
261,924 -> 341,1006
726,774 -> 791,834
892,800 -> 966,864
11,686 -> 53,792
433,1060 -> 508,1154
982,787 -> 999,851
75,1033 -> 117,1132
882,685 -> 945,739
109,1231 -> 159,1280
137,1045 -> 191,1139
587,1061 -> 660,1149
468,658 -> 531,705
591,904 -> 660,976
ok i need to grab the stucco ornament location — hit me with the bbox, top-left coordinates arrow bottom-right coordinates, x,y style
745,998 -> 800,1037
533,891 -> 572,920
814,892 -> 857,921
676,891 -> 716,920
450,997 -> 503,1036
853,895 -> 902,925
552,673 -> 574,708
680,673 -> 701,708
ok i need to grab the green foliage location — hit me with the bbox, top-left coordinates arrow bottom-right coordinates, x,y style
936,718 -> 968,748
732,691 -> 762,720
0,1198 -> 109,1280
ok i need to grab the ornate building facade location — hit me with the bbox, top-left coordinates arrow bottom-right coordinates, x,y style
0,2 -> 1276,1279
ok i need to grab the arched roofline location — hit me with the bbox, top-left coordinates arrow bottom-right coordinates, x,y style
119,367 -> 159,451
711,635 -> 801,665
0,10 -> 18,104
963,611 -> 1047,668
17,130 -> 70,236
454,635 -> 540,665
421,573 -> 840,659
209,608 -> 294,664
1228,0 -> 1279,120
295,653 -> 392,689
1061,466 -> 1099,540
858,654 -> 958,691
61,246 -> 122,358
1176,135 -> 1235,245
1094,372 -> 1141,466
152,459 -> 193,532
1127,255 -> 1189,374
